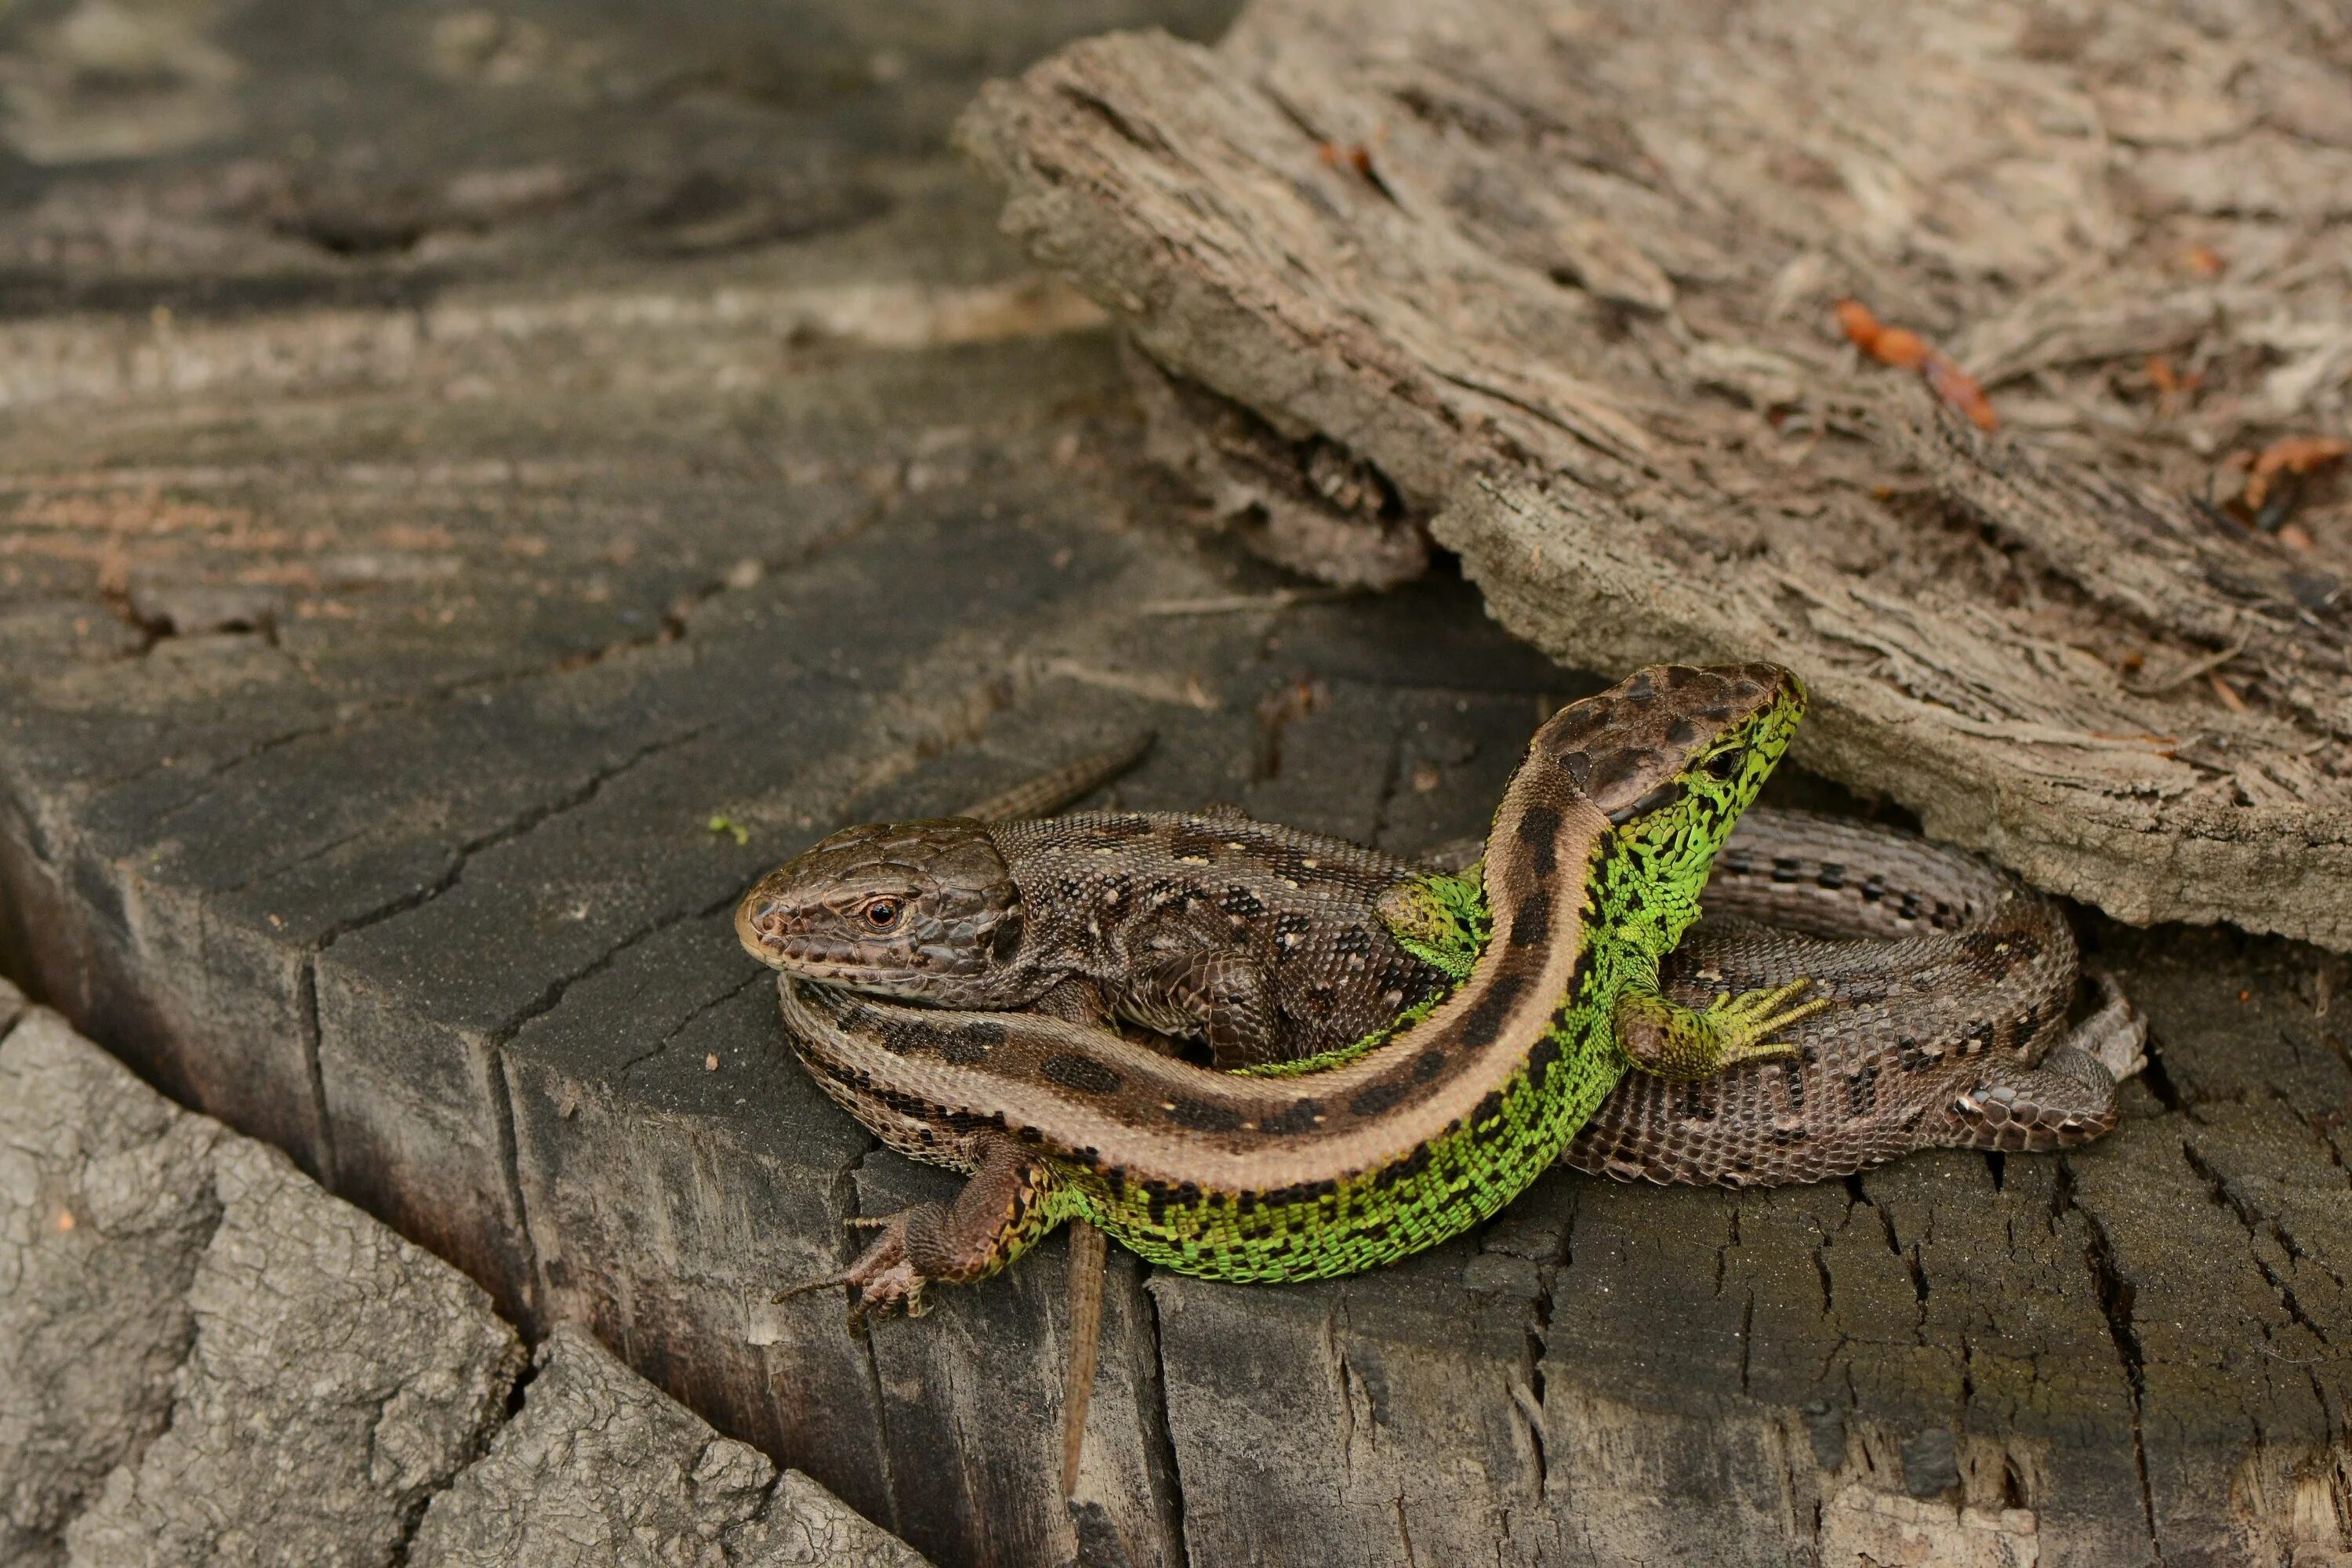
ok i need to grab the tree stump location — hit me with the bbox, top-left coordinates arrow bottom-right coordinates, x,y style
1,2 -> 2347,1565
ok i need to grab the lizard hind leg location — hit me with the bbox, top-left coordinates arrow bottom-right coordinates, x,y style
775,1134 -> 1069,1327
1946,972 -> 2150,1155
2068,968 -> 2149,1083
1614,978 -> 1832,1080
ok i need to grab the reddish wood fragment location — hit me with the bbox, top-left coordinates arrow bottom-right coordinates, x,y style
1834,298 -> 1882,351
1871,327 -> 1929,369
2245,436 -> 2348,509
2182,244 -> 2227,278
1923,351 -> 1998,431
1835,300 -> 1995,426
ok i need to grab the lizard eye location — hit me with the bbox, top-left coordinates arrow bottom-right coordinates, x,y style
862,898 -> 904,931
1703,750 -> 1744,782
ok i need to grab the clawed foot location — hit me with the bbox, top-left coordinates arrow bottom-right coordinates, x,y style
774,1214 -> 928,1328
1374,868 -> 1489,981
1618,976 -> 1834,1080
1702,978 -> 1834,1069
2073,969 -> 2149,1083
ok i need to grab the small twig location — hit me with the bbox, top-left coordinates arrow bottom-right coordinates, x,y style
2121,635 -> 2250,697
1134,587 -> 1352,616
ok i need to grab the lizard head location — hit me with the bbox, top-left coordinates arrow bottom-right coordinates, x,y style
735,818 -> 1023,1000
1541,662 -> 1806,945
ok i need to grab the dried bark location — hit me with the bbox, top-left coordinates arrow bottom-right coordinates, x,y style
957,0 -> 2352,946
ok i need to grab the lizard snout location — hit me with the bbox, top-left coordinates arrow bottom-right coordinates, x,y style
735,887 -> 797,963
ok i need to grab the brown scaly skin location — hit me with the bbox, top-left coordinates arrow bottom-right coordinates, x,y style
1565,810 -> 2145,1185
739,809 -> 1441,1067
740,803 -> 2146,1190
760,662 -> 1822,1320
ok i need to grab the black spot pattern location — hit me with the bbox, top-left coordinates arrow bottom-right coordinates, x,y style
938,1022 -> 1004,1065
1523,1030 -> 1562,1092
1168,825 -> 1225,862
1457,971 -> 1531,1048
1220,884 -> 1267,920
1167,1097 -> 1243,1133
1260,848 -> 1319,885
1373,1143 -> 1435,1189
1261,1098 -> 1325,1134
1844,1062 -> 1879,1116
1516,806 -> 1562,875
1509,892 -> 1552,944
1040,1053 -> 1123,1094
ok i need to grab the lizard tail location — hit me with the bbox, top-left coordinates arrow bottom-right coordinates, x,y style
960,731 -> 1156,823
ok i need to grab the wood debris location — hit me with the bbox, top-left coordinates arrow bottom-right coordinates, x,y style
1838,300 -> 1998,430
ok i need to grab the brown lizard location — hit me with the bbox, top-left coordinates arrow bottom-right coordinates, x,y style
739,792 -> 2144,1183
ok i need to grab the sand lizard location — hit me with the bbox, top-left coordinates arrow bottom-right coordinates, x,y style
740,662 -> 1823,1316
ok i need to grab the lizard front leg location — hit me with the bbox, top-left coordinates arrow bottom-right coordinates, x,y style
780,1134 -> 1069,1325
1379,866 -> 1829,1080
1613,978 -> 1831,1080
1124,949 -> 1281,1067
1036,973 -> 1200,1061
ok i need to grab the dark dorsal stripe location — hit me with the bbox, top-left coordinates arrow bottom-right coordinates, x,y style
775,699 -> 1617,1194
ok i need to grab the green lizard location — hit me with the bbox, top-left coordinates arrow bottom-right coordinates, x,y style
761,662 -> 1824,1316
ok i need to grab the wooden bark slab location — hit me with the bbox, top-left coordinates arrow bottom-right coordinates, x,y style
955,0 -> 2352,949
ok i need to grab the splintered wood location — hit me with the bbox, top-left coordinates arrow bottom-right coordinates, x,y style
959,0 -> 2352,946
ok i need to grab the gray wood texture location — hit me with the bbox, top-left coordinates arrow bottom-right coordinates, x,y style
0,990 -> 932,1567
954,0 -> 2352,950
1,2 -> 2347,1564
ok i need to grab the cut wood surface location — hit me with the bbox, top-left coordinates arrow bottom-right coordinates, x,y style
1,2 -> 2349,1566
956,0 -> 2352,949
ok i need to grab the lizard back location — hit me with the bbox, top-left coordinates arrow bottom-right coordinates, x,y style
986,811 -> 1437,1056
